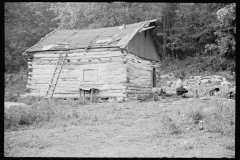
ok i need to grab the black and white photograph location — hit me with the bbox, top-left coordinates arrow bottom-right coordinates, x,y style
4,2 -> 235,158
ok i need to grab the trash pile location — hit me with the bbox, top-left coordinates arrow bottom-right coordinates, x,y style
162,75 -> 235,99
165,75 -> 228,87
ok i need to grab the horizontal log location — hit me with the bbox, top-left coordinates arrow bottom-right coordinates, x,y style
28,60 -> 124,65
33,51 -> 123,58
28,74 -> 126,83
127,85 -> 152,89
125,90 -> 150,94
28,77 -> 79,81
126,87 -> 152,91
27,84 -> 126,90
127,82 -> 152,88
27,78 -> 127,85
31,88 -> 125,94
26,48 -> 121,55
28,92 -> 127,98
34,56 -> 124,62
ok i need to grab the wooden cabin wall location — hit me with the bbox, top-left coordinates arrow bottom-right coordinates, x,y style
26,48 -> 127,98
125,52 -> 161,98
125,31 -> 160,62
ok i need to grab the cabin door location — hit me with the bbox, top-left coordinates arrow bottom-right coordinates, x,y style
152,68 -> 156,87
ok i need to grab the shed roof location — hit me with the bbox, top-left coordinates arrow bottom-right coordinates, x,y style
25,19 -> 157,53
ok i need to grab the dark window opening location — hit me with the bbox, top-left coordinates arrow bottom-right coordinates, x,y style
152,68 -> 156,87
145,31 -> 147,37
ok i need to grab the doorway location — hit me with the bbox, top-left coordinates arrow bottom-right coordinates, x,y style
152,68 -> 156,87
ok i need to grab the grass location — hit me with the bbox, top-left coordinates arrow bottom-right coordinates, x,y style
4,98 -> 235,157
4,98 -> 89,130
186,99 -> 235,136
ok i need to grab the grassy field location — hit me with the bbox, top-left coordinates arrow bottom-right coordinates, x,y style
4,97 -> 235,157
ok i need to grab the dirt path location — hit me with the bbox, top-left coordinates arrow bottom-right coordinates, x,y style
4,99 -> 235,157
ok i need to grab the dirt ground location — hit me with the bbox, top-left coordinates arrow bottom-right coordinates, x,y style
4,98 -> 235,158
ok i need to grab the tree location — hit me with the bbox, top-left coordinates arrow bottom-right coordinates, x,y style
205,3 -> 236,59
5,2 -> 58,72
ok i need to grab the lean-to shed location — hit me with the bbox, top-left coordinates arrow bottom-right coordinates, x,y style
23,19 -> 162,100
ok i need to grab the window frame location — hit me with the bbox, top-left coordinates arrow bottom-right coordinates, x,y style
79,67 -> 99,82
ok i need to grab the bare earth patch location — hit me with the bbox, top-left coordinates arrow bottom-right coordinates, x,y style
4,99 -> 235,157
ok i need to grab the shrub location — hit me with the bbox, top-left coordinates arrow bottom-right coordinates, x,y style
205,100 -> 235,136
188,109 -> 205,124
161,115 -> 183,135
186,99 -> 235,136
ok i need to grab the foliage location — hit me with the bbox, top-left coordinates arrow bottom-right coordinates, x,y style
5,2 -> 58,73
205,3 -> 236,59
5,2 -> 235,74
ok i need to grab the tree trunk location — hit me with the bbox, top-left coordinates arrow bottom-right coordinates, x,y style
163,15 -> 166,59
169,25 -> 174,60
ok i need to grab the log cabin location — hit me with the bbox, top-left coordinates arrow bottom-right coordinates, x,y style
23,19 -> 162,100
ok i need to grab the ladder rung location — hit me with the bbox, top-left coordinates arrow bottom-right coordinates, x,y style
46,53 -> 68,99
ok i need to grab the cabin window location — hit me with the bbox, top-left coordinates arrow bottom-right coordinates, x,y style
152,68 -> 156,87
83,69 -> 97,82
144,31 -> 147,37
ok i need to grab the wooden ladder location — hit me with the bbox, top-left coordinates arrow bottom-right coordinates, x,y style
45,53 -> 68,99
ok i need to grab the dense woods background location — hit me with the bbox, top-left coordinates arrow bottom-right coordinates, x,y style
5,2 -> 235,73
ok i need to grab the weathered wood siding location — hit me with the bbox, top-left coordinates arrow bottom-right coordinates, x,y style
125,30 -> 160,62
26,48 -> 127,98
125,51 -> 161,98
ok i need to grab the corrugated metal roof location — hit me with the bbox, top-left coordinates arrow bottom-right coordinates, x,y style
25,20 -> 157,52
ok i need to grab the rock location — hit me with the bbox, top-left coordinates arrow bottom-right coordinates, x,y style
160,74 -> 170,79
116,97 -> 124,102
194,76 -> 202,80
151,88 -> 163,96
200,79 -> 210,84
4,102 -> 28,110
199,120 -> 205,124
221,81 -> 232,86
159,104 -> 166,107
199,126 -> 204,130
187,98 -> 194,101
166,81 -> 173,86
19,93 -> 28,98
229,87 -> 235,92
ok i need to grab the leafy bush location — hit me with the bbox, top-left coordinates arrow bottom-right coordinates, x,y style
160,55 -> 235,78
